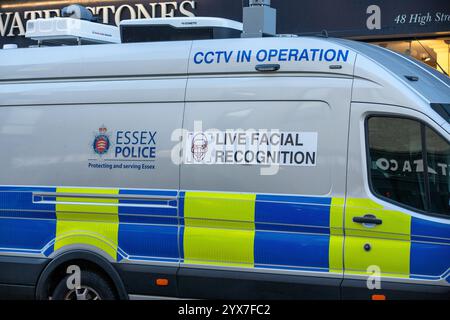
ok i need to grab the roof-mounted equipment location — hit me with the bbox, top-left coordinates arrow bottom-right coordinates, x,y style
25,4 -> 120,46
120,17 -> 243,43
241,0 -> 277,38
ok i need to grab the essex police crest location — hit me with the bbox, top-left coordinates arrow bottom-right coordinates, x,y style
93,125 -> 110,155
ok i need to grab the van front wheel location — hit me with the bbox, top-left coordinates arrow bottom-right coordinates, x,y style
52,270 -> 116,300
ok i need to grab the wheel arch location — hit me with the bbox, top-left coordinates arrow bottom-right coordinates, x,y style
35,249 -> 128,300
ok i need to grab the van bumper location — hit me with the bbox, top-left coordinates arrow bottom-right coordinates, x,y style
0,255 -> 49,300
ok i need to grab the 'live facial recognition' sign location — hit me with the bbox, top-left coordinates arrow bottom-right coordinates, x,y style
185,130 -> 318,166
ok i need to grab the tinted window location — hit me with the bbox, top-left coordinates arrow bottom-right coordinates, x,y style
120,25 -> 242,43
368,116 -> 450,217
426,127 -> 450,215
121,25 -> 213,43
431,104 -> 450,124
368,117 -> 427,211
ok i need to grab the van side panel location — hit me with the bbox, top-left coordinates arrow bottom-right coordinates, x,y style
0,78 -> 185,296
0,79 -> 186,106
0,42 -> 191,81
0,103 -> 181,189
179,76 -> 351,298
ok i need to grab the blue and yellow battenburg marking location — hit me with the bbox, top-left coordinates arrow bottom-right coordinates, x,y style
0,186 -> 178,262
0,186 -> 448,281
180,192 -> 344,273
344,198 -> 450,280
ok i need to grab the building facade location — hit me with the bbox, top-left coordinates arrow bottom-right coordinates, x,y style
1,0 -> 449,74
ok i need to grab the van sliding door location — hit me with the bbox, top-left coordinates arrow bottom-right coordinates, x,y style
178,75 -> 352,299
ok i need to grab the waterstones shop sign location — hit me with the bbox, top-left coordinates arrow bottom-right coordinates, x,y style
0,1 -> 198,42
0,0 -> 449,47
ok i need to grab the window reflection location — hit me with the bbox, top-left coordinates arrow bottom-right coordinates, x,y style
368,116 -> 450,217
374,38 -> 450,75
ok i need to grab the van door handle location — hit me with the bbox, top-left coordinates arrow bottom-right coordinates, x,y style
353,214 -> 382,225
255,64 -> 280,72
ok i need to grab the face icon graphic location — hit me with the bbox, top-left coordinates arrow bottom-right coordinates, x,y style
191,133 -> 208,162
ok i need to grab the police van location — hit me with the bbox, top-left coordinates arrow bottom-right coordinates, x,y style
0,2 -> 449,300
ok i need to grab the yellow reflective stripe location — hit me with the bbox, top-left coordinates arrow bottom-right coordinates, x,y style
184,192 -> 255,227
329,198 -> 344,273
344,198 -> 411,278
183,227 -> 255,267
345,198 -> 411,240
183,192 -> 256,267
56,187 -> 119,215
54,187 -> 119,260
345,237 -> 411,278
330,197 -> 344,236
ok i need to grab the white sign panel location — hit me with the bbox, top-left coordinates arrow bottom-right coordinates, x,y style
185,130 -> 318,166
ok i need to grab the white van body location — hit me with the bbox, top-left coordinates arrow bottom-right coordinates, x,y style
0,34 -> 449,300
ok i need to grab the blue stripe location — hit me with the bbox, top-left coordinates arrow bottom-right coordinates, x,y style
118,223 -> 178,260
38,196 -> 56,202
118,189 -> 178,217
0,186 -> 56,192
254,195 -> 331,270
118,205 -> 177,217
117,247 -> 128,260
0,218 -> 56,251
43,244 -> 55,257
411,235 -> 450,245
442,268 -> 450,279
255,194 -> 331,227
410,274 -> 441,281
179,191 -> 185,218
0,210 -> 56,220
256,194 -> 332,205
412,217 -> 450,241
119,199 -> 169,206
0,248 -> 42,254
410,241 -> 450,278
119,215 -> 177,225
254,231 -> 330,270
0,190 -> 56,212
410,217 -> 450,279
255,222 -> 329,235
179,225 -> 185,260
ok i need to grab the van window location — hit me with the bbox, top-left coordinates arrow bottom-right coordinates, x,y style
367,116 -> 450,217
431,103 -> 450,124
426,127 -> 450,215
367,117 -> 427,211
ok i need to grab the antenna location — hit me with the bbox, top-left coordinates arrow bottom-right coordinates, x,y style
241,0 -> 277,38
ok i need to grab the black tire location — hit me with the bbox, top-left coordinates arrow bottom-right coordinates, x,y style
52,270 -> 117,300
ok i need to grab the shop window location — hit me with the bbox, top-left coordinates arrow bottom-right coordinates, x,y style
375,39 -> 450,75
367,116 -> 450,217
